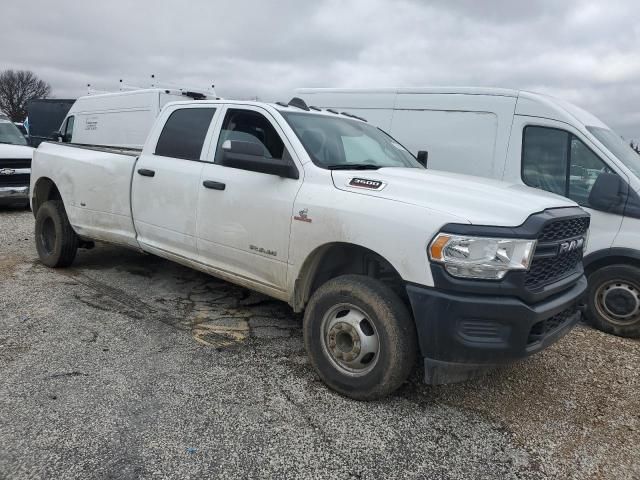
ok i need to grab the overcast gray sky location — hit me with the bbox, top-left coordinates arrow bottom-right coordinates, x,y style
2,0 -> 639,140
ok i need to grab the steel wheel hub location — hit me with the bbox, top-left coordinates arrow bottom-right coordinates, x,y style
596,280 -> 640,326
321,304 -> 380,376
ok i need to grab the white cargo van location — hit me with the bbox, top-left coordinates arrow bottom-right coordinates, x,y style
296,87 -> 640,338
56,88 -> 216,149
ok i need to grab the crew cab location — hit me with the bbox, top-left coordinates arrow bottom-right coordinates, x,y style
30,98 -> 590,399
0,113 -> 33,207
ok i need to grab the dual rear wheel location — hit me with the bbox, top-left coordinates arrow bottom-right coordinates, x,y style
34,200 -> 79,268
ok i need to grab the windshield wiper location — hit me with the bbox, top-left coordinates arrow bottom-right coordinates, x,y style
326,164 -> 381,170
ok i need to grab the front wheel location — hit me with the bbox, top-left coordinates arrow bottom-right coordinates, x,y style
35,200 -> 79,268
585,265 -> 640,338
303,275 -> 417,400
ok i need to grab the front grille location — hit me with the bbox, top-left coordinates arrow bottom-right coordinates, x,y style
0,174 -> 30,187
524,216 -> 589,292
527,306 -> 577,345
0,158 -> 31,169
525,249 -> 582,290
538,217 -> 590,242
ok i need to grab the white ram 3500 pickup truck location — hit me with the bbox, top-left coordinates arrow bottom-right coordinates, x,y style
30,98 -> 590,399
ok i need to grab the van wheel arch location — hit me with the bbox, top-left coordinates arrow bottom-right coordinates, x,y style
293,243 -> 407,312
584,249 -> 640,276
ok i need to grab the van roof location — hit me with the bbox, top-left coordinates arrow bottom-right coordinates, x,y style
296,87 -> 609,129
296,86 -> 520,97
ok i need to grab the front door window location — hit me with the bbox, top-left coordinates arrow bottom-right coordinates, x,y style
522,126 -> 613,208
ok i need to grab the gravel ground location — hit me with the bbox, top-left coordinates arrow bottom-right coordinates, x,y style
0,208 -> 638,480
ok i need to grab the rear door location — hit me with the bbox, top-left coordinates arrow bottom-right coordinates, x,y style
196,105 -> 302,291
131,105 -> 219,258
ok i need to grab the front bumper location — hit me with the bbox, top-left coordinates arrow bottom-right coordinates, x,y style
406,276 -> 587,384
0,185 -> 29,205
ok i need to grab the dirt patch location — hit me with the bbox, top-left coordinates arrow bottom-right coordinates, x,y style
0,255 -> 23,276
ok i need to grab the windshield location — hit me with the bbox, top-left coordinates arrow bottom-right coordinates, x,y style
0,117 -> 28,146
280,111 -> 422,169
587,126 -> 640,179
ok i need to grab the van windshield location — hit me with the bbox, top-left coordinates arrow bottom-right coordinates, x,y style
0,117 -> 28,146
280,111 -> 422,170
587,126 -> 640,179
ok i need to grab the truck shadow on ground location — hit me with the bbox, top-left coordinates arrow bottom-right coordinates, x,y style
63,242 -> 303,351
60,242 -> 532,395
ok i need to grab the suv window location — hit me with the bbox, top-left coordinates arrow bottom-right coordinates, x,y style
63,116 -> 74,143
155,108 -> 216,160
214,109 -> 285,165
522,126 -> 613,207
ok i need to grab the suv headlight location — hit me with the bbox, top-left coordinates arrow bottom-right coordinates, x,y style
429,234 -> 536,280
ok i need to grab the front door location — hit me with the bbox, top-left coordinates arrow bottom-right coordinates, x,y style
196,105 -> 302,291
131,106 -> 218,258
506,117 -> 625,254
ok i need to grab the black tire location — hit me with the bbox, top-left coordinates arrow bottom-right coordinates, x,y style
303,274 -> 417,400
35,200 -> 79,268
585,264 -> 640,338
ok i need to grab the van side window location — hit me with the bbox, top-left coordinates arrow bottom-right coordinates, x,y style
522,126 -> 613,207
63,116 -> 74,143
214,109 -> 286,165
155,108 -> 216,160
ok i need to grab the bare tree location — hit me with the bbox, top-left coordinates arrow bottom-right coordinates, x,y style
0,70 -> 51,122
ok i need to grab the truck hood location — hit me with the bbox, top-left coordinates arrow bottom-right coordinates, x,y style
0,144 -> 34,159
332,168 -> 578,226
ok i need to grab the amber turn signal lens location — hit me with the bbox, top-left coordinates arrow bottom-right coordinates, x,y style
429,234 -> 451,261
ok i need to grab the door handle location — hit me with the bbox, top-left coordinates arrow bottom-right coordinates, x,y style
137,169 -> 155,177
203,180 -> 226,191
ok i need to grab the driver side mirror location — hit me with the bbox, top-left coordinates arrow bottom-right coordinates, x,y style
51,131 -> 63,142
221,140 -> 299,179
588,173 -> 627,213
417,150 -> 428,168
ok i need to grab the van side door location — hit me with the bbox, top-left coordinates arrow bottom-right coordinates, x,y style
196,105 -> 302,293
504,117 -> 625,254
131,105 -> 220,259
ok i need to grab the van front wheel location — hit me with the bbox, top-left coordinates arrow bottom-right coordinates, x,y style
586,265 -> 640,338
35,200 -> 79,268
303,275 -> 417,400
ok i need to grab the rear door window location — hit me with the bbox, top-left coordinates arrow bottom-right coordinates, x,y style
155,108 -> 216,160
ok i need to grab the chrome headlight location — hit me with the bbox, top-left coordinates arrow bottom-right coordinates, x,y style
429,234 -> 536,280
